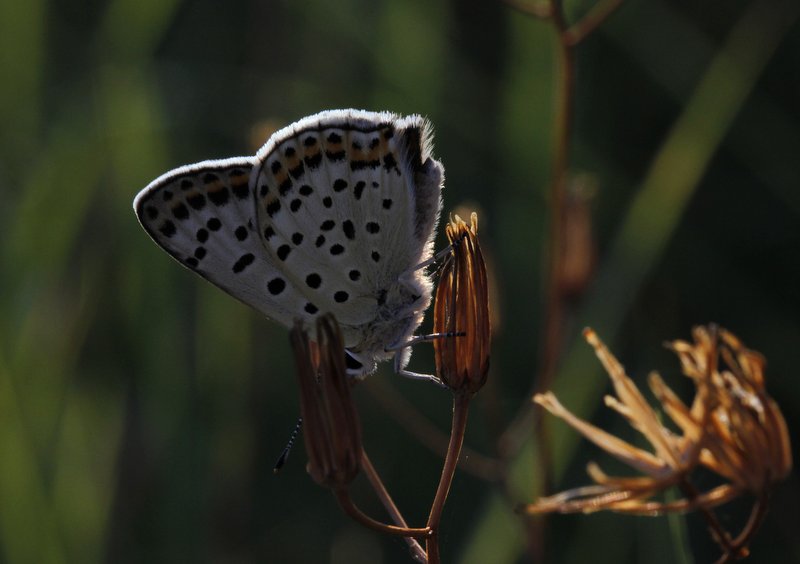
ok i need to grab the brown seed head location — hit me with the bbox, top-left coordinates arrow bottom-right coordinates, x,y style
291,314 -> 362,488
433,213 -> 491,394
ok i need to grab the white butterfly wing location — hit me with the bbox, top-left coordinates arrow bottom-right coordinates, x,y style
134,110 -> 444,369
251,109 -> 443,346
133,158 -> 308,328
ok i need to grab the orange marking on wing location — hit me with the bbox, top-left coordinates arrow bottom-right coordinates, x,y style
205,177 -> 226,194
285,153 -> 301,171
273,169 -> 289,186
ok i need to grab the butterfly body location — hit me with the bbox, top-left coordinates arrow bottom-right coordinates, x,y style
134,109 -> 443,376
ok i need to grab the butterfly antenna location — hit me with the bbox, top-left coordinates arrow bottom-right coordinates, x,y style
273,417 -> 303,474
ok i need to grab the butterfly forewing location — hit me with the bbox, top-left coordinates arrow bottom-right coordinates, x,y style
134,158 -> 308,326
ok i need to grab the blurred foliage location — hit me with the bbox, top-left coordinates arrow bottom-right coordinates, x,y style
1,0 -> 799,562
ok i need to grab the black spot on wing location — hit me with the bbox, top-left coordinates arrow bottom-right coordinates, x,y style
304,153 -> 322,168
383,153 -> 398,173
267,278 -> 286,295
208,187 -> 230,206
353,181 -> 365,200
278,178 -> 293,196
187,193 -> 206,210
171,203 -> 189,220
266,200 -> 281,217
232,182 -> 249,200
342,220 -> 355,240
232,253 -> 255,273
159,220 -> 176,238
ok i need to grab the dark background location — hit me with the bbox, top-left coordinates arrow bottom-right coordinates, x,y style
1,0 -> 798,562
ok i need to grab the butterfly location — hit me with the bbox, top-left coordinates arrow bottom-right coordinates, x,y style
134,109 -> 444,377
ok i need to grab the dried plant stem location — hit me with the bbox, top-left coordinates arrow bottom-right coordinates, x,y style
360,452 -> 429,562
706,489 -> 771,564
334,487 -> 430,538
499,0 -> 552,19
521,4 -> 578,561
426,393 -> 471,564
500,0 -> 576,459
563,0 -> 624,45
500,0 -> 624,461
676,477 -> 753,562
721,491 -> 771,563
534,0 -> 575,425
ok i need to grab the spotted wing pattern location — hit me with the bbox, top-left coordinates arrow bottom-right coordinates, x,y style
250,111 -> 442,336
134,109 -> 444,372
134,158 -> 309,320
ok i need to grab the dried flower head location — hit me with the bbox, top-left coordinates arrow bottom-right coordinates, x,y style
669,326 -> 792,496
525,328 -> 708,515
291,314 -> 363,488
523,325 -> 792,561
433,213 -> 491,394
525,326 -> 792,514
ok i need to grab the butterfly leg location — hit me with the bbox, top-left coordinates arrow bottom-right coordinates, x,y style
413,230 -> 470,271
393,351 -> 446,387
386,332 -> 465,350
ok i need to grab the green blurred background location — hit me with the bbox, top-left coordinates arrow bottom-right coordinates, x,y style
1,0 -> 798,562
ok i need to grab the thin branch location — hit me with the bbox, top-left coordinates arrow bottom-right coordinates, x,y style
563,0 -> 624,45
715,490 -> 772,564
677,478 -> 741,562
426,394 -> 471,564
334,488 -> 430,538
361,452 -> 429,563
499,0 -> 552,19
